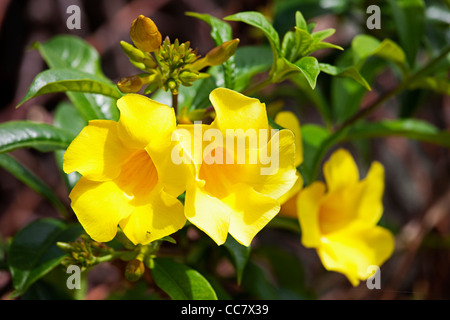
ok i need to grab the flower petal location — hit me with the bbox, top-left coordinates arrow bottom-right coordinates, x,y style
297,181 -> 326,248
357,161 -> 385,225
184,184 -> 232,246
209,88 -> 269,134
227,184 -> 280,247
63,120 -> 132,181
247,129 -> 298,200
323,149 -> 359,192
274,111 -> 303,167
116,94 -> 176,149
317,224 -> 395,286
119,189 -> 186,245
69,177 -> 133,242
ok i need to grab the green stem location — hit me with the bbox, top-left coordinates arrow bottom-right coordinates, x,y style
172,93 -> 179,115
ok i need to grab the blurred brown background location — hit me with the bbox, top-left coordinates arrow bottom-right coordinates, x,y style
0,0 -> 449,300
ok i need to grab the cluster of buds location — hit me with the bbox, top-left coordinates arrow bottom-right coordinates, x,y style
57,234 -> 114,270
118,15 -> 239,97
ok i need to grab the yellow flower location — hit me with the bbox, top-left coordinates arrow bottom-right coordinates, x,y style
274,111 -> 303,218
297,149 -> 395,286
63,94 -> 187,245
173,88 -> 298,246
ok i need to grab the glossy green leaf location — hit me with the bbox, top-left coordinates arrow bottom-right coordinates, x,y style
33,35 -> 107,80
345,119 -> 450,148
151,258 -> 217,300
319,63 -> 371,90
294,56 -> 320,89
295,11 -> 308,31
225,11 -> 280,57
0,121 -> 74,153
223,235 -> 250,285
388,0 -> 425,68
352,35 -> 408,75
0,154 -> 67,216
300,124 -> 330,184
305,119 -> 450,182
408,77 -> 450,95
7,218 -> 82,297
34,35 -> 120,121
17,69 -> 122,110
281,28 -> 313,62
273,56 -> 320,89
234,45 -> 273,91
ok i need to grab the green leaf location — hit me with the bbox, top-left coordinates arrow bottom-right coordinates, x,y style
294,56 -> 320,89
388,0 -> 425,68
34,35 -> 120,121
352,35 -> 408,75
281,27 -> 313,62
53,101 -> 87,138
319,63 -> 371,90
311,28 -> 335,42
225,11 -> 280,58
0,121 -> 74,153
33,35 -> 107,80
223,235 -> 250,285
300,124 -> 330,184
295,11 -> 308,31
151,258 -> 217,300
345,119 -> 450,148
233,46 -> 273,91
17,69 -> 122,110
272,56 -> 319,89
305,119 -> 450,182
7,218 -> 82,297
408,77 -> 450,95
0,154 -> 67,216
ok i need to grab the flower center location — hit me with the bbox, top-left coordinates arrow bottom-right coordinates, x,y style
318,185 -> 363,234
199,146 -> 243,199
117,149 -> 158,201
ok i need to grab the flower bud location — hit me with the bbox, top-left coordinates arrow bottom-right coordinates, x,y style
192,39 -> 240,70
179,70 -> 199,85
117,75 -> 150,93
130,15 -> 162,52
120,41 -> 157,70
125,259 -> 145,282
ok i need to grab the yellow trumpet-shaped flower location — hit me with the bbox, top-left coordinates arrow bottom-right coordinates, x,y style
63,94 -> 187,245
297,149 -> 395,286
173,88 -> 298,246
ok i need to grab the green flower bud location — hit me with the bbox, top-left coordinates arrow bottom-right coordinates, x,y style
179,70 -> 199,85
125,259 -> 146,282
